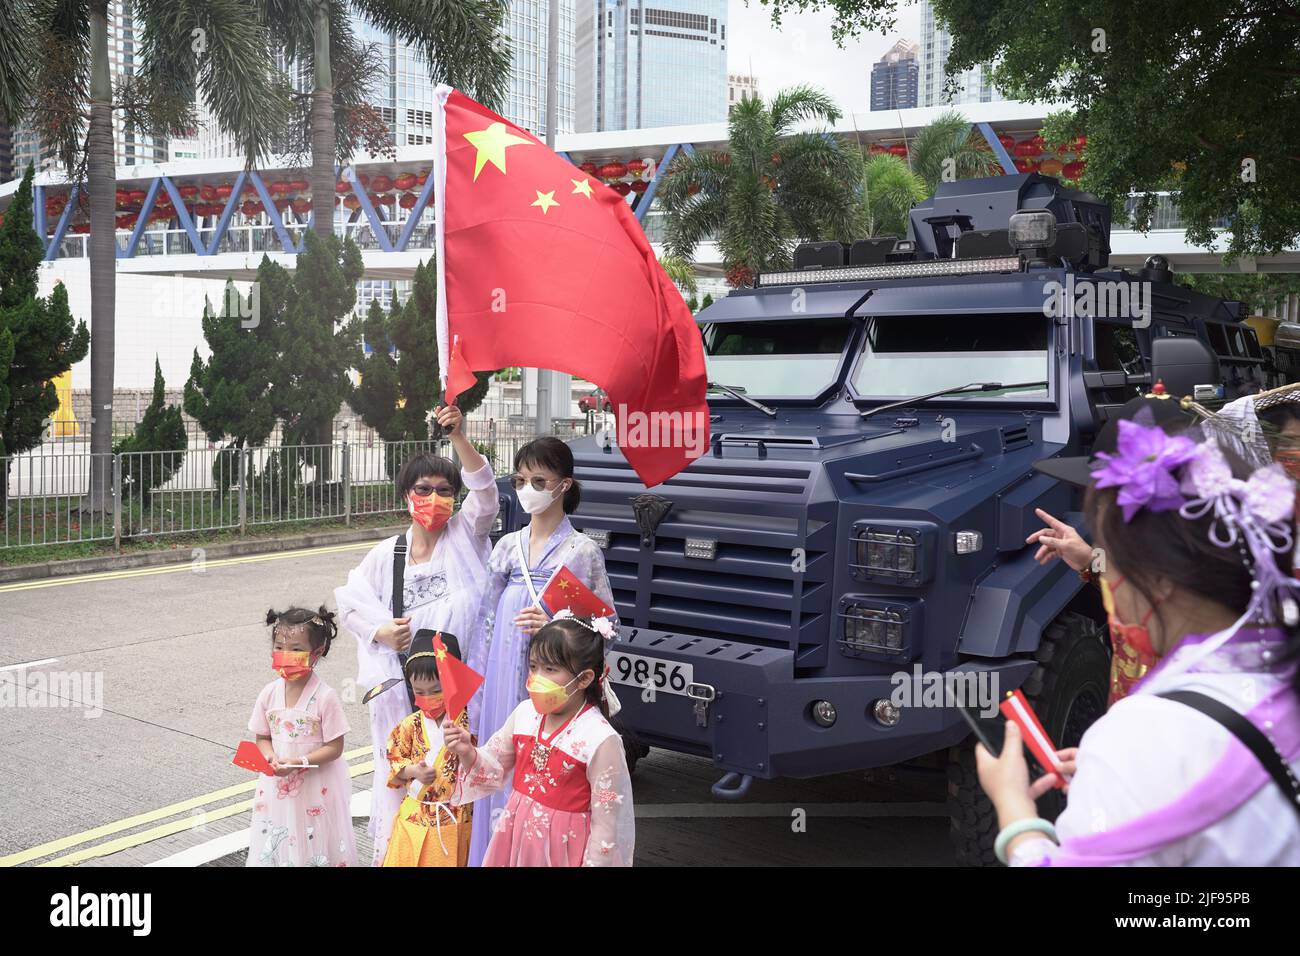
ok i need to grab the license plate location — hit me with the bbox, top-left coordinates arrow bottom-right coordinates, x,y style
608,651 -> 694,697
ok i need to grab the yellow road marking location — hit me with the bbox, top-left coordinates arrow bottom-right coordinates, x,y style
0,746 -> 373,867
40,761 -> 375,868
0,541 -> 374,593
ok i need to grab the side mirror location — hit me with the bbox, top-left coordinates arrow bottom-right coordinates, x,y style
1150,337 -> 1220,398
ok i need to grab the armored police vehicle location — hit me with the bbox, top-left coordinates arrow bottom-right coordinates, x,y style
505,173 -> 1264,864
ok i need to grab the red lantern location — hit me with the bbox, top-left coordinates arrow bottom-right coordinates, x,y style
289,179 -> 309,193
1038,158 -> 1064,177
1014,159 -> 1038,174
1013,140 -> 1038,158
627,159 -> 647,174
177,184 -> 197,200
241,200 -> 259,217
598,162 -> 627,179
357,173 -> 371,188
611,181 -> 632,196
129,189 -> 147,203
269,180 -> 290,196
887,144 -> 908,157
394,173 -> 417,192
370,175 -> 393,193
579,161 -> 598,175
335,179 -> 350,193
216,183 -> 233,198
399,193 -> 417,209
291,198 -> 311,214
997,133 -> 1015,150
416,171 -> 429,185
868,144 -> 888,155
343,195 -> 361,210
1062,161 -> 1086,180
1030,135 -> 1046,151
629,180 -> 648,194
115,190 -> 131,206
274,197 -> 291,211
242,182 -> 258,196
199,185 -> 217,201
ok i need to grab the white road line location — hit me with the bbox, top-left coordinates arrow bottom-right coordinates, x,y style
0,658 -> 59,672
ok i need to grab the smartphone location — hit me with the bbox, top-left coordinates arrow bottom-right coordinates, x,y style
957,705 -> 1006,757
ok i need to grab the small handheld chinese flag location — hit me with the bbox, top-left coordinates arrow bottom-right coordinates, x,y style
445,333 -> 477,406
232,740 -> 275,776
540,565 -> 614,618
433,632 -> 484,722
1000,689 -> 1069,790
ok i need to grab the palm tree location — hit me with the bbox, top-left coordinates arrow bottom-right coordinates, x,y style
260,0 -> 513,240
658,85 -> 864,287
861,153 -> 926,239
902,109 -> 1003,194
13,1 -> 288,511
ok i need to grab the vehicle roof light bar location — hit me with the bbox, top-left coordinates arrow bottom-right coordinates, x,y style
757,255 -> 1023,287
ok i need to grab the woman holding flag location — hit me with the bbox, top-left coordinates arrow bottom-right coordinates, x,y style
334,404 -> 499,865
465,436 -> 617,866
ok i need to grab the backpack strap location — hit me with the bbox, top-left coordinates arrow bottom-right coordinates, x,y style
1157,690 -> 1300,822
391,535 -> 415,713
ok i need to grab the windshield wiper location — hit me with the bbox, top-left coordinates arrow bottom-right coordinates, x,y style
859,380 -> 1049,419
707,382 -> 778,417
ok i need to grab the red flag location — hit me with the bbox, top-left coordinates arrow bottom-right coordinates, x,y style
540,564 -> 615,618
431,86 -> 709,487
432,632 -> 484,722
1000,689 -> 1069,790
232,740 -> 275,776
445,333 -> 477,406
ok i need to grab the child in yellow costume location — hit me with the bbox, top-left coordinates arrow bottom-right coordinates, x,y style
382,630 -> 474,866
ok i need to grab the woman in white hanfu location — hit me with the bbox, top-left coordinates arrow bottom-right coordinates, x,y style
464,436 -> 616,867
334,405 -> 498,865
980,412 -> 1300,867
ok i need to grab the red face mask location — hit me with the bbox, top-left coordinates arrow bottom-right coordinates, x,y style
408,492 -> 453,532
1101,575 -> 1160,705
272,649 -> 314,681
414,693 -> 446,720
1274,448 -> 1300,482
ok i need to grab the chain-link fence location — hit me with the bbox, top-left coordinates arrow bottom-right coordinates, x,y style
0,415 -> 605,553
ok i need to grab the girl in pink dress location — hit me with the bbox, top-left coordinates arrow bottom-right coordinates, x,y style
447,613 -> 634,866
246,606 -> 358,867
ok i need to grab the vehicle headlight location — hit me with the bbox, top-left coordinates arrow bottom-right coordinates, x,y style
849,523 -> 929,584
838,598 -> 920,660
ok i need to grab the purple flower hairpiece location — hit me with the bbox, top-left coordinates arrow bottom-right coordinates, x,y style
1092,419 -> 1200,522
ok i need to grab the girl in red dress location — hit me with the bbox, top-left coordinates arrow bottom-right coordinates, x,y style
446,614 -> 634,866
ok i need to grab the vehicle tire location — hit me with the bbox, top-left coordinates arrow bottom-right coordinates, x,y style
623,739 -> 650,775
946,611 -> 1110,866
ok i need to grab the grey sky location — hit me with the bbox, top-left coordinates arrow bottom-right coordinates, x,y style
726,0 -> 924,115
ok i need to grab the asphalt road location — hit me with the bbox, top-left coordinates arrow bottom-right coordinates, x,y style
0,539 -> 954,867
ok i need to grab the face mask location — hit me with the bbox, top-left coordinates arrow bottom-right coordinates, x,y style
414,693 -> 445,720
1274,449 -> 1300,482
408,491 -> 454,532
527,671 -> 587,715
516,481 -> 566,515
272,650 -> 314,681
1100,575 -> 1159,705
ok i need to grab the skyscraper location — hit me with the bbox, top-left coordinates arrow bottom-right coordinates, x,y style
870,39 -> 918,111
727,73 -> 760,114
918,0 -> 999,107
12,0 -> 170,176
575,0 -> 728,132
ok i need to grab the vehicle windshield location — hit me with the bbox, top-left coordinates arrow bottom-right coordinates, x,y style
852,313 -> 1051,401
702,317 -> 851,399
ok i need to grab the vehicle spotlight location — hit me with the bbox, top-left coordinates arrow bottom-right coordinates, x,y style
1008,209 -> 1057,262
873,699 -> 901,727
811,700 -> 837,727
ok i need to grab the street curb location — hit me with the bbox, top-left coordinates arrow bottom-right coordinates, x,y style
0,524 -> 407,584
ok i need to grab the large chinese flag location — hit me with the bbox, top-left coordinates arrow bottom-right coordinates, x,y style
431,86 -> 709,487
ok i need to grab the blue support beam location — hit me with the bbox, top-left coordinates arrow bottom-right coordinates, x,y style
44,185 -> 81,261
159,175 -> 206,255
247,170 -> 298,254
119,178 -> 162,258
206,170 -> 248,255
343,166 -> 395,253
977,122 -> 1017,176
635,143 -> 680,225
396,169 -> 435,253
33,184 -> 46,244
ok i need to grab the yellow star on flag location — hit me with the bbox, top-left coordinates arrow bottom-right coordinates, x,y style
463,121 -> 532,181
571,178 -> 595,198
531,190 -> 560,214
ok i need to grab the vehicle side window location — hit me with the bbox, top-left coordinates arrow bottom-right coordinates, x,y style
1094,322 -> 1140,374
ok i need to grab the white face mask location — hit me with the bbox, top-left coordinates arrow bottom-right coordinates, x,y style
516,481 -> 565,515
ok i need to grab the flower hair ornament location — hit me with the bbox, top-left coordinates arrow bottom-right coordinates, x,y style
552,609 -> 622,716
1093,417 -> 1300,675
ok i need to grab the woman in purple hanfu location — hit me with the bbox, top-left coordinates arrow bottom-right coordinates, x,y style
981,413 -> 1300,866
465,437 -> 616,867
